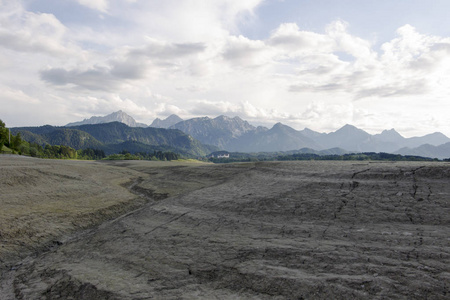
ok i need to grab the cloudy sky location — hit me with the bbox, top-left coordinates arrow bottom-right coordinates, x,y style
1,0 -> 450,137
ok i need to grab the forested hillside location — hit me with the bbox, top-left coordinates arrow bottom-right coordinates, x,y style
10,122 -> 217,157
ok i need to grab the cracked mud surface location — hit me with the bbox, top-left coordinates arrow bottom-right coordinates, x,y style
1,157 -> 449,299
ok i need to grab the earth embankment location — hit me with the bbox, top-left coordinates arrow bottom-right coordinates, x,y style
1,157 -> 449,299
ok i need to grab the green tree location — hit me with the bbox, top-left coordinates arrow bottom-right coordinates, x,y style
11,132 -> 22,151
0,120 -> 7,152
29,146 -> 38,157
19,143 -> 30,156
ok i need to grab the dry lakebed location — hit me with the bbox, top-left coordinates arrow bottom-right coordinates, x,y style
0,155 -> 449,299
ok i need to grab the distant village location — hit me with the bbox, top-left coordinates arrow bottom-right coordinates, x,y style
209,152 -> 230,159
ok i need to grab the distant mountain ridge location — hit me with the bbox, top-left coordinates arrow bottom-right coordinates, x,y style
395,142 -> 450,160
57,110 -> 450,159
67,111 -> 184,129
169,116 -> 450,157
226,122 -> 320,152
150,114 -> 183,128
169,115 -> 256,149
66,110 -> 148,128
12,122 -> 217,157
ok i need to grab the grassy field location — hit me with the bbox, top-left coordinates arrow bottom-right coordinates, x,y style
0,146 -> 13,154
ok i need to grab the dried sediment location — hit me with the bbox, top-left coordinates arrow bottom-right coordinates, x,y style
0,156 -> 147,271
1,158 -> 449,299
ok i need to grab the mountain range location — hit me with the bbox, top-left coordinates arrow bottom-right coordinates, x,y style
12,111 -> 450,159
66,110 -> 148,128
11,122 -> 217,157
149,114 -> 183,129
165,115 -> 450,158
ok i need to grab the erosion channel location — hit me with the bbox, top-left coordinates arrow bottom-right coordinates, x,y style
0,156 -> 449,299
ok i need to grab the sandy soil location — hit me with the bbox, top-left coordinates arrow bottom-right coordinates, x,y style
1,156 -> 449,299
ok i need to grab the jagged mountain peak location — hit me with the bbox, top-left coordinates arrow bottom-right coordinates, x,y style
215,115 -> 238,118
299,128 -> 325,139
377,128 -> 404,140
302,127 -> 317,133
214,115 -> 246,123
169,115 -> 257,149
256,126 -> 269,132
150,114 -> 183,129
66,111 -> 147,128
316,124 -> 371,151
109,110 -> 134,121
381,129 -> 401,136
336,124 -> 362,132
215,115 -> 230,120
166,114 -> 182,121
332,124 -> 370,137
271,122 -> 294,132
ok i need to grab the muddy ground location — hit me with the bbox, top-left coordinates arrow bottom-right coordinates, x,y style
0,156 -> 449,299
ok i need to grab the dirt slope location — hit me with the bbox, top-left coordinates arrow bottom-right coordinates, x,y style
1,157 -> 449,299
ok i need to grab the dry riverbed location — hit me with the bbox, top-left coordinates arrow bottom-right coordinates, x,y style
0,156 -> 449,299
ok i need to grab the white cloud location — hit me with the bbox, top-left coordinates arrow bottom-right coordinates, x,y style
382,25 -> 431,64
0,85 -> 40,104
76,0 -> 108,13
1,1 -> 450,137
298,101 -> 355,131
269,23 -> 334,54
325,20 -> 376,61
0,1 -> 79,56
38,39 -> 209,91
130,39 -> 206,60
222,35 -> 271,68
103,0 -> 264,44
187,99 -> 292,127
277,21 -> 450,104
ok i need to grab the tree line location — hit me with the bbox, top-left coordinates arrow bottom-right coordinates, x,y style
0,119 -> 180,161
208,151 -> 442,163
105,150 -> 180,161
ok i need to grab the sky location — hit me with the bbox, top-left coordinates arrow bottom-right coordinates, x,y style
1,0 -> 450,137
